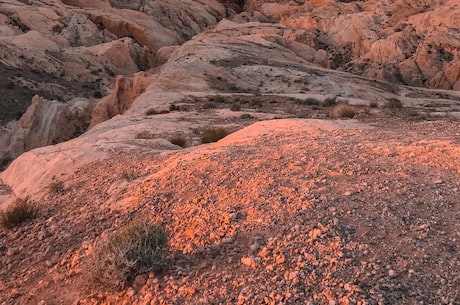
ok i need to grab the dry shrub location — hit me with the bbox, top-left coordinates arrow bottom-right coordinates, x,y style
202,102 -> 217,109
332,104 -> 358,119
384,98 -> 403,109
169,104 -> 179,111
295,97 -> 320,106
369,101 -> 379,108
121,170 -> 138,181
230,103 -> 241,111
200,127 -> 230,143
240,113 -> 253,119
170,135 -> 187,148
145,109 -> 170,115
1,198 -> 37,229
49,180 -> 65,194
322,96 -> 338,107
86,220 -> 168,291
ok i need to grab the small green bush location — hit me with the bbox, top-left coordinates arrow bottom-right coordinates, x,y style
200,127 -> 230,143
0,198 -> 37,229
87,220 -> 169,291
332,104 -> 358,119
170,135 -> 187,148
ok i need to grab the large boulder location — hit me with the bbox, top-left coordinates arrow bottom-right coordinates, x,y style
8,95 -> 94,158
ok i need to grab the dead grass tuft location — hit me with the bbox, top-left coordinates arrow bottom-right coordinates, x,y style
332,104 -> 358,119
201,127 -> 230,143
49,180 -> 65,194
384,98 -> 403,109
170,135 -> 187,148
86,220 -> 169,291
1,198 -> 38,229
295,97 -> 320,106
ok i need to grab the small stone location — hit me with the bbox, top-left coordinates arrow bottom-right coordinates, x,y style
229,212 -> 242,222
186,287 -> 196,295
241,256 -> 256,268
133,274 -> 148,291
250,242 -> 260,253
285,271 -> 299,283
275,255 -> 285,264
308,229 -> 322,240
126,288 -> 135,297
388,269 -> 396,277
222,237 -> 234,244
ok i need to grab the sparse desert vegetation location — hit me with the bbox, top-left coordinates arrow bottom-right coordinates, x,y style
121,169 -> 138,181
322,96 -> 338,107
0,198 -> 37,229
295,97 -> 321,106
332,103 -> 358,118
49,180 -> 65,194
200,127 -> 230,143
170,134 -> 187,148
86,220 -> 169,291
384,98 -> 403,109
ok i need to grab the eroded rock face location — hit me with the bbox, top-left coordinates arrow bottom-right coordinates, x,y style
90,73 -> 154,127
245,0 -> 460,89
9,95 -> 94,158
0,0 -> 230,160
0,0 -> 229,118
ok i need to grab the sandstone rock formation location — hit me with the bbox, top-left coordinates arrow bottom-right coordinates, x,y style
247,0 -> 460,89
0,0 -> 232,164
9,95 -> 93,158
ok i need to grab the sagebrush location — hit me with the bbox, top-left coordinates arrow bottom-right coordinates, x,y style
332,104 -> 358,118
0,198 -> 37,229
170,135 -> 187,148
86,220 -> 168,291
49,180 -> 65,194
200,127 -> 230,143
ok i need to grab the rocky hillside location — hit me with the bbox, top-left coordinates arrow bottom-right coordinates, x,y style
0,0 -> 459,304
1,118 -> 460,305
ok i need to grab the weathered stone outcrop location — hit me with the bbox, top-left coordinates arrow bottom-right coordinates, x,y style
9,95 -> 94,158
244,0 -> 460,89
0,0 -> 230,160
90,73 -> 154,127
